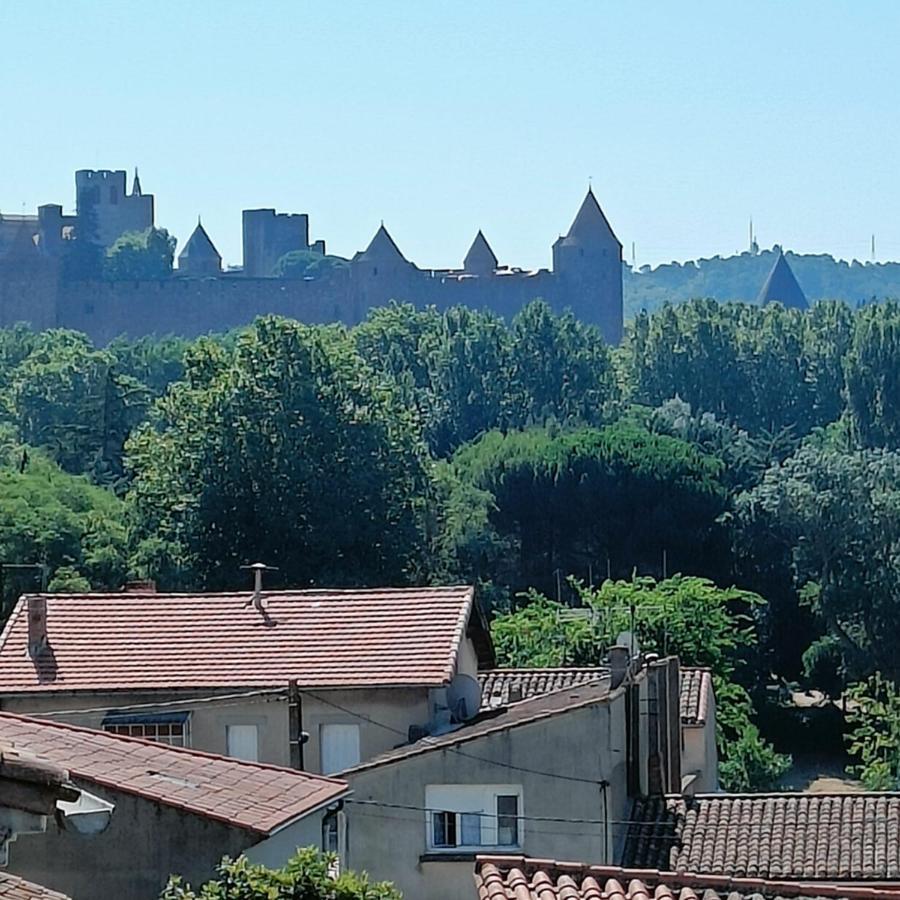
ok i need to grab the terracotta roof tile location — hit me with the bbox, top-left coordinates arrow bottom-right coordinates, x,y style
479,667 -> 711,727
679,669 -> 712,726
473,858 -> 900,900
0,873 -> 71,900
0,713 -> 348,835
623,794 -> 900,881
0,586 -> 481,692
479,668 -> 608,708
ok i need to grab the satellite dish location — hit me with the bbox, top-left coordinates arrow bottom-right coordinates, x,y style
616,630 -> 641,657
447,674 -> 482,722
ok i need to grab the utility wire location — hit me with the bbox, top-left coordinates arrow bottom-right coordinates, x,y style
18,687 -> 285,718
348,797 -> 900,832
302,688 -> 615,787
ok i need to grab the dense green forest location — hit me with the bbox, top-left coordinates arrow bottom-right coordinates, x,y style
624,247 -> 900,316
7,297 -> 900,790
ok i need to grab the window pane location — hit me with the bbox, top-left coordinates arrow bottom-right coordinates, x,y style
460,812 -> 481,846
432,811 -> 456,847
497,795 -> 519,846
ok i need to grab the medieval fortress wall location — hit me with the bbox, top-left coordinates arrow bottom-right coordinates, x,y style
0,170 -> 625,345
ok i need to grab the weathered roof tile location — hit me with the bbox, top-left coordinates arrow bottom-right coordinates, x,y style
0,873 -> 71,900
474,858 -> 900,900
623,795 -> 900,881
0,713 -> 347,835
0,586 -> 482,692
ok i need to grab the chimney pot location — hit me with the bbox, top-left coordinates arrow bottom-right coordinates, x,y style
609,644 -> 630,689
27,596 -> 47,658
122,580 -> 157,594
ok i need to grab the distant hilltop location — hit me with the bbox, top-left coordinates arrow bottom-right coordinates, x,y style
624,247 -> 900,317
1,167 -> 887,345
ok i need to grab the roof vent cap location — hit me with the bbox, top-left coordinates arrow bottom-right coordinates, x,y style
241,562 -> 278,611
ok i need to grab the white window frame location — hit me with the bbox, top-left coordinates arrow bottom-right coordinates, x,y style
425,784 -> 523,852
319,723 -> 361,774
103,713 -> 191,747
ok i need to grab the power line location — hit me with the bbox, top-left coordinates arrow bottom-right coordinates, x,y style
348,796 -> 900,832
20,687 -> 285,719
302,688 -> 616,787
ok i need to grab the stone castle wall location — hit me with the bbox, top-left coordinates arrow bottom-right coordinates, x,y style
0,265 -> 619,345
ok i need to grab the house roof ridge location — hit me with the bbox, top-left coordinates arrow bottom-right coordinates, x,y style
0,712 -> 350,836
20,584 -> 473,600
676,790 -> 900,799
0,584 -> 488,693
339,678 -> 615,775
0,710 -> 347,786
474,858 -> 900,900
480,666 -> 608,673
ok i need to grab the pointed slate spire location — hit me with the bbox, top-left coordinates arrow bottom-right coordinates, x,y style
178,220 -> 222,275
362,224 -> 407,263
563,187 -> 622,248
756,250 -> 808,309
132,168 -> 142,197
463,230 -> 498,275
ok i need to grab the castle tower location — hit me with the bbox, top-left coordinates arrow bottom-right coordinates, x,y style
355,224 -> 410,275
241,209 -> 310,277
756,249 -> 808,309
463,230 -> 498,276
75,169 -> 154,249
349,224 -> 417,322
551,188 -> 623,344
177,220 -> 222,276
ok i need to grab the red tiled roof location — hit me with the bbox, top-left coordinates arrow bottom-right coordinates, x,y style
679,668 -> 711,726
624,794 -> 900,881
474,858 -> 900,900
0,873 -> 70,900
0,713 -> 348,835
479,668 -> 608,708
0,586 -> 482,692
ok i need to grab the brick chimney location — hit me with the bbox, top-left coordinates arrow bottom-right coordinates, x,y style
27,596 -> 47,658
122,580 -> 157,594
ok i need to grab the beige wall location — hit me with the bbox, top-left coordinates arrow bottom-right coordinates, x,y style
343,687 -> 636,900
0,633 -> 482,773
682,690 -> 718,793
245,814 -> 329,869
1,684 -> 434,773
7,779 -> 262,899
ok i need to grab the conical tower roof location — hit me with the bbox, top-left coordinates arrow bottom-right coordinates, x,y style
361,224 -> 407,263
756,250 -> 807,309
132,168 -> 142,197
562,187 -> 622,248
178,221 -> 221,263
463,230 -> 498,273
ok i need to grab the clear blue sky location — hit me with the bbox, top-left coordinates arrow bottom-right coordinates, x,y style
1,0 -> 897,269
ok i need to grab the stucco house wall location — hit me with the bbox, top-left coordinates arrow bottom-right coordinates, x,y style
0,685 -> 435,774
682,689 -> 718,793
343,688 -> 636,900
6,780 -> 276,900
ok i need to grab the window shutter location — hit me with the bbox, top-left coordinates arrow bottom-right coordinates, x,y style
320,724 -> 361,774
226,724 -> 259,761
